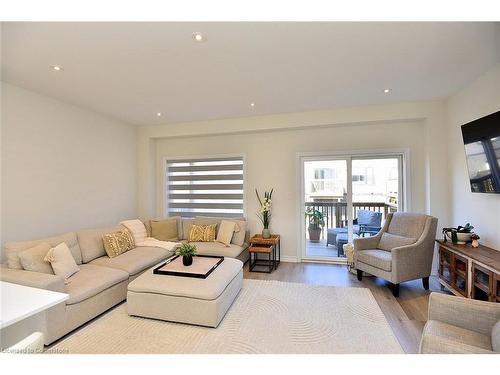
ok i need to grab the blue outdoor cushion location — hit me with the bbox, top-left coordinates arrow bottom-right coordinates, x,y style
357,210 -> 382,227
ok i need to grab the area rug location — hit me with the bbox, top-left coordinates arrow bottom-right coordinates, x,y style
51,280 -> 403,354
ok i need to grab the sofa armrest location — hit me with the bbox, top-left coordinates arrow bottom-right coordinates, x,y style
353,235 -> 380,251
419,332 -> 495,354
428,292 -> 500,336
0,265 -> 65,293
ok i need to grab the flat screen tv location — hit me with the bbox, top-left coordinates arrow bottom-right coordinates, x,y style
461,110 -> 500,194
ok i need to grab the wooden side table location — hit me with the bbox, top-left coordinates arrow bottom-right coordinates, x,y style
249,234 -> 281,273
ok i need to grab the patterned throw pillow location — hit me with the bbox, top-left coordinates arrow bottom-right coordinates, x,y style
188,224 -> 217,242
102,230 -> 135,258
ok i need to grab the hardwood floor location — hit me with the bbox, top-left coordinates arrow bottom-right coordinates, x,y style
243,261 -> 445,354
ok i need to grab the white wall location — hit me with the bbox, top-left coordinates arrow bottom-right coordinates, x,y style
136,99 -> 451,268
154,121 -> 427,261
446,63 -> 500,250
1,83 -> 137,249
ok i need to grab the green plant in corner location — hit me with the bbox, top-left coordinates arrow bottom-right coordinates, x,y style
305,208 -> 325,242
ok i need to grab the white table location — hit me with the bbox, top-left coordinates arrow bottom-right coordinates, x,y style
0,281 -> 68,329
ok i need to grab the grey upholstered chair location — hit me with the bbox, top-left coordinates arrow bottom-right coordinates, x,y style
353,212 -> 438,297
419,293 -> 500,354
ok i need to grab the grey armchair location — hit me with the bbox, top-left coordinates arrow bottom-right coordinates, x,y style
419,293 -> 500,354
353,212 -> 438,297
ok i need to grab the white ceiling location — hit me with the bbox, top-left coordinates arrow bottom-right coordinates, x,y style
2,22 -> 499,125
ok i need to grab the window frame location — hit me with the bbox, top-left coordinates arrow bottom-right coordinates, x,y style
162,153 -> 247,218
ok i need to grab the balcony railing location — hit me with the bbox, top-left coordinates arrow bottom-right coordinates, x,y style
304,201 -> 398,240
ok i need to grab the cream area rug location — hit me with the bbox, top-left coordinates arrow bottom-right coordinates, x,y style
52,280 -> 403,354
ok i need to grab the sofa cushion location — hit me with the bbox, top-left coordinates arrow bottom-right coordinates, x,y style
65,264 -> 129,305
190,241 -> 245,258
216,220 -> 238,246
387,213 -> 428,239
194,216 -> 247,246
44,242 -> 80,279
181,218 -> 195,240
150,218 -> 178,241
229,219 -> 247,246
356,249 -> 392,271
89,247 -> 171,276
378,232 -> 416,251
5,232 -> 82,267
423,320 -> 492,351
77,225 -> 125,263
144,216 -> 182,238
18,243 -> 53,274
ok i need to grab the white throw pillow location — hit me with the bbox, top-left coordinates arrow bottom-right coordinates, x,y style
44,242 -> 80,279
216,220 -> 238,247
120,219 -> 147,244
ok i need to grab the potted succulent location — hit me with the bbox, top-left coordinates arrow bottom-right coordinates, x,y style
305,208 -> 325,242
442,223 -> 475,244
177,243 -> 197,266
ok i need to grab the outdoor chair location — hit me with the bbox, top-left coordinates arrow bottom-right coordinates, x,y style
326,209 -> 383,247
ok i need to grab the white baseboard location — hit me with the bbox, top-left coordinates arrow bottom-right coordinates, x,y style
281,256 -> 299,263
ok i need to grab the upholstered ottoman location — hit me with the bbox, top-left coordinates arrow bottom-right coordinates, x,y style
127,257 -> 243,327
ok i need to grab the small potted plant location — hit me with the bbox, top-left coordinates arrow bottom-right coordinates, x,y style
177,243 -> 197,266
443,223 -> 475,244
471,233 -> 480,248
305,208 -> 325,242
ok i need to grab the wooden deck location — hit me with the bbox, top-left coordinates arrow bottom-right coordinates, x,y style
305,239 -> 345,258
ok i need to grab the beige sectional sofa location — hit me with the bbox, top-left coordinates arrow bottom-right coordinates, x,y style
0,216 -> 249,345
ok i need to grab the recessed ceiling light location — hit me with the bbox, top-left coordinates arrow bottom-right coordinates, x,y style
384,88 -> 391,93
51,65 -> 63,71
250,102 -> 256,107
156,112 -> 162,117
192,32 -> 206,42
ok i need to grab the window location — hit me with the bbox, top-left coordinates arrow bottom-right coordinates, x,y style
166,156 -> 244,217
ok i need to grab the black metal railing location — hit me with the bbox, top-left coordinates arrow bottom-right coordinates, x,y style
304,202 -> 398,240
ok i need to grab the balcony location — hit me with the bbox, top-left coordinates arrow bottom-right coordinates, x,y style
304,201 -> 397,258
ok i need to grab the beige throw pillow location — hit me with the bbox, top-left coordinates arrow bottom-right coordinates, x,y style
102,230 -> 135,258
230,219 -> 247,246
188,224 -> 217,242
44,242 -> 80,279
378,232 -> 416,251
18,243 -> 53,274
216,220 -> 239,247
150,218 -> 178,241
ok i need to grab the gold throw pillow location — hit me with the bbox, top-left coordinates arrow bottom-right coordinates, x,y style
102,230 -> 135,258
188,224 -> 217,242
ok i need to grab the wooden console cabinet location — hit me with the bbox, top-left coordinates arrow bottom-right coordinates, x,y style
436,240 -> 500,302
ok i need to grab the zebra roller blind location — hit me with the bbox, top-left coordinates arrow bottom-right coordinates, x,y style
166,156 -> 244,218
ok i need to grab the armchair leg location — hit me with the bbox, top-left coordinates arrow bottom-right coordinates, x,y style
390,283 -> 400,298
422,277 -> 429,290
356,269 -> 363,281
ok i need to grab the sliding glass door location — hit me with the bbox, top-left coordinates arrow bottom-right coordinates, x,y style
302,153 -> 404,261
